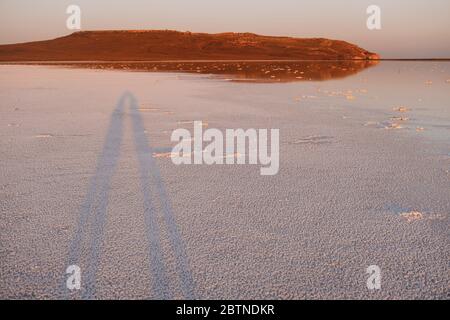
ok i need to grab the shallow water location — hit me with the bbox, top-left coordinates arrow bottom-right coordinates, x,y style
55,61 -> 450,139
5,61 -> 448,141
331,61 -> 450,142
10,60 -> 378,82
204,60 -> 450,143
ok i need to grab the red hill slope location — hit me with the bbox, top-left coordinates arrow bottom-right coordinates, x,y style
0,30 -> 379,61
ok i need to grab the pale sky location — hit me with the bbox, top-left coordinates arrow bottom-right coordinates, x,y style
1,0 -> 449,58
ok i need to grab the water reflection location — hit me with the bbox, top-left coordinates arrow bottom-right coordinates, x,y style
51,60 -> 379,82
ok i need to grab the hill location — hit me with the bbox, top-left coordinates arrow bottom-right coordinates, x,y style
0,30 -> 380,61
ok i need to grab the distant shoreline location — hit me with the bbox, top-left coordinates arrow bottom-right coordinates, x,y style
378,58 -> 450,61
0,58 -> 450,65
1,59 -> 449,64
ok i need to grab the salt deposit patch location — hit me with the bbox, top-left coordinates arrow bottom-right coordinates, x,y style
33,134 -> 54,138
291,135 -> 334,145
400,211 -> 447,223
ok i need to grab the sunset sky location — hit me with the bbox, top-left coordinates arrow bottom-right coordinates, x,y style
1,0 -> 449,58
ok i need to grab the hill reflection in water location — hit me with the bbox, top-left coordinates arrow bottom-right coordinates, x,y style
53,60 -> 379,82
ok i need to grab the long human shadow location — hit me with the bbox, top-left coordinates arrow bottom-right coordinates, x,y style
128,94 -> 196,299
63,92 -> 196,299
